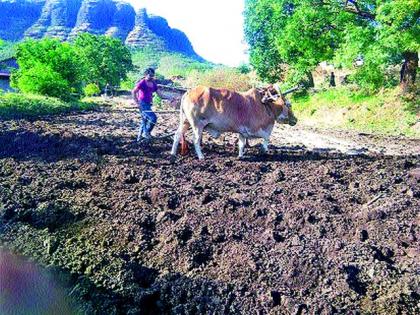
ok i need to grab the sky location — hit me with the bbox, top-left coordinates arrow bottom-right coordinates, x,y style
126,0 -> 249,66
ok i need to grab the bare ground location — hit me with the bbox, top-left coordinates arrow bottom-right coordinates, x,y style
0,98 -> 419,314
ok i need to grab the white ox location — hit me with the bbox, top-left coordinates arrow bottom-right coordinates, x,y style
171,85 -> 297,160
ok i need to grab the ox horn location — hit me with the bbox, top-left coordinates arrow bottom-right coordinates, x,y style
273,83 -> 282,94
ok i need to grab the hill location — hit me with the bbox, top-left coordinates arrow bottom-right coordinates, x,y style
0,0 -> 203,60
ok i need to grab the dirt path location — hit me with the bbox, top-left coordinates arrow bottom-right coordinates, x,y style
0,98 -> 419,314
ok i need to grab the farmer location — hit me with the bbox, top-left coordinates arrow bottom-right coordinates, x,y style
132,68 -> 164,141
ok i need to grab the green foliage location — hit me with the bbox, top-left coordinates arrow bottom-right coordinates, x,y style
0,40 -> 16,61
129,48 -> 252,91
13,62 -> 70,99
131,47 -> 160,73
157,53 -> 212,78
130,49 -> 212,78
122,48 -> 213,90
153,94 -> 163,109
0,92 -> 96,119
11,38 -> 82,100
244,0 -> 286,83
73,33 -> 133,90
236,63 -> 252,74
291,87 -> 419,137
120,74 -> 137,91
244,0 -> 420,90
9,35 -> 133,101
83,83 -> 100,97
185,67 -> 254,91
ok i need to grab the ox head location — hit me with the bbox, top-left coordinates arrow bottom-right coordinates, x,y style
260,84 -> 297,126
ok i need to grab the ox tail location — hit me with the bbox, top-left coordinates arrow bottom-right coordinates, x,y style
180,133 -> 188,155
178,93 -> 190,156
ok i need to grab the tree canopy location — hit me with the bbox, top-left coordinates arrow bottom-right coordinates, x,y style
11,34 -> 133,100
73,33 -> 133,91
244,0 -> 419,91
11,38 -> 82,100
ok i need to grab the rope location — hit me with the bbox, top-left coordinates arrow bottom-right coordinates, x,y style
142,110 -> 180,114
156,84 -> 187,92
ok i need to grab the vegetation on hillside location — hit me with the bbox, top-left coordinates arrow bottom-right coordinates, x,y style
11,38 -> 83,101
244,0 -> 419,92
74,33 -> 133,91
0,39 -> 15,61
122,48 -> 256,91
0,92 -> 97,119
9,34 -> 132,101
292,87 -> 419,137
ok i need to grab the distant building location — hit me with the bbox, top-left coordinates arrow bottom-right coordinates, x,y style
0,57 -> 18,92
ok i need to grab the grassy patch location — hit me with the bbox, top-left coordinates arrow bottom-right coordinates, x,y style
291,87 -> 420,138
185,67 -> 256,91
122,48 -> 257,92
121,49 -> 213,90
0,92 -> 97,119
0,40 -> 16,61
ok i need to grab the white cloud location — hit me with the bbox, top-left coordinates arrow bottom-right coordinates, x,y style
125,0 -> 248,66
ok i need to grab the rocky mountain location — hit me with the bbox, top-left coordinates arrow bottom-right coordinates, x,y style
0,0 -> 202,59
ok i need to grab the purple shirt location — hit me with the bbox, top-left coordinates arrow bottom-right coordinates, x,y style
133,79 -> 158,103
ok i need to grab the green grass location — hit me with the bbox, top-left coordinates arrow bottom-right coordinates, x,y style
120,48 -> 213,90
291,87 -> 420,138
0,92 -> 97,119
0,40 -> 16,61
121,48 -> 257,92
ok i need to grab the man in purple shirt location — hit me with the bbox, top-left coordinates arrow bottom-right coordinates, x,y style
132,68 -> 163,141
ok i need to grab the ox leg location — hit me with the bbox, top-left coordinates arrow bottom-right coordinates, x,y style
192,126 -> 205,160
238,134 -> 246,158
261,138 -> 270,154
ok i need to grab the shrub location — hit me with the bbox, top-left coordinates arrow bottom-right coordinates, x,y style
13,62 -> 71,100
74,33 -> 133,90
11,38 -> 82,100
83,83 -> 100,97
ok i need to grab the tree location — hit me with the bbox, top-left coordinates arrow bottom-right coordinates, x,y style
13,62 -> 70,99
11,38 -> 82,100
73,33 -> 133,90
244,0 -> 419,91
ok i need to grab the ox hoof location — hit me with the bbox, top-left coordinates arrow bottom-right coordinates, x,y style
169,155 -> 177,164
259,145 -> 269,156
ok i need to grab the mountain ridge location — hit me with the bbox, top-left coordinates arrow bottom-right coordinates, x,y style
0,0 -> 203,60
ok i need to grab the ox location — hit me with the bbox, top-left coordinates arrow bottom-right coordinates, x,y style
171,85 -> 297,160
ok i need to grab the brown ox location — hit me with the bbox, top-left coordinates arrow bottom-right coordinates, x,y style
171,85 -> 297,160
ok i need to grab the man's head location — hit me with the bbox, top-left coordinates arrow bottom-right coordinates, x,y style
144,68 -> 155,81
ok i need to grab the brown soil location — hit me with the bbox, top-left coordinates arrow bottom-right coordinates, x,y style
1,99 -> 419,314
